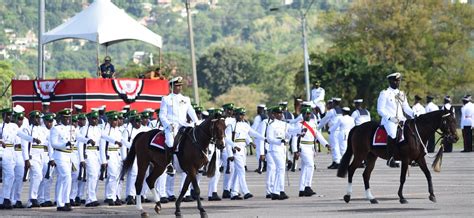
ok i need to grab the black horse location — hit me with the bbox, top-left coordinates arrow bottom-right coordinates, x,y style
121,117 -> 226,217
337,109 -> 458,204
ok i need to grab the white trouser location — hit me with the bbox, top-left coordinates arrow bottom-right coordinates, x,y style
166,174 -> 175,197
105,151 -> 121,200
230,154 -> 249,197
336,130 -> 350,163
329,130 -> 340,163
157,171 -> 167,198
27,150 -> 45,201
55,154 -> 72,207
1,148 -> 16,202
222,152 -> 234,191
85,151 -> 100,204
383,121 -> 398,139
70,150 -> 85,201
207,148 -> 221,197
12,150 -> 24,203
270,149 -> 285,194
265,151 -> 276,195
299,146 -> 315,191
38,152 -> 53,203
125,158 -> 138,197
164,125 -> 178,148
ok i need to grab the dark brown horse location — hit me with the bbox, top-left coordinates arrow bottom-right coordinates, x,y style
120,116 -> 226,217
337,109 -> 458,204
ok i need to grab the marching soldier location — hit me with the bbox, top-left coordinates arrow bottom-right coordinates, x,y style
221,103 -> 236,199
257,108 -> 274,198
100,111 -> 126,206
77,111 -> 102,207
351,99 -> 371,126
442,96 -> 455,152
207,109 -> 224,201
293,107 -> 329,197
0,108 -> 21,209
37,113 -> 55,207
50,108 -> 75,212
318,97 -> 343,169
70,114 -> 84,206
18,110 -> 47,208
226,108 -> 264,200
12,106 -> 26,208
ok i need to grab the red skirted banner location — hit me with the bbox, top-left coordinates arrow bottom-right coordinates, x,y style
12,78 -> 169,113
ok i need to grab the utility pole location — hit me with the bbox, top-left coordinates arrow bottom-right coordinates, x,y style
38,0 -> 45,79
185,0 -> 199,104
302,15 -> 311,101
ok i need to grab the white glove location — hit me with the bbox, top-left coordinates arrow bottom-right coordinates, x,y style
388,117 -> 399,123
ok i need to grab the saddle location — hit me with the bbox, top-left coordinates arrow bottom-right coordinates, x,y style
172,127 -> 193,153
372,124 -> 405,147
150,130 -> 166,150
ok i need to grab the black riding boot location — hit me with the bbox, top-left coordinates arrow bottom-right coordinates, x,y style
386,137 -> 399,168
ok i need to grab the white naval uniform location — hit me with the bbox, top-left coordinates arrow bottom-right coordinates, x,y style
70,126 -> 85,203
11,127 -> 24,205
207,141 -> 221,197
222,117 -> 236,193
412,103 -> 426,117
329,115 -> 355,164
318,107 -> 342,163
351,108 -> 371,126
50,123 -> 75,208
18,124 -> 49,204
311,87 -> 326,114
37,126 -> 54,204
0,122 -> 20,204
294,120 -> 328,191
266,119 -> 299,195
225,121 -> 265,197
425,102 -> 439,113
257,118 -> 274,196
377,87 -> 414,139
100,125 -> 126,201
460,102 -> 474,129
121,125 -> 150,197
76,124 -> 102,204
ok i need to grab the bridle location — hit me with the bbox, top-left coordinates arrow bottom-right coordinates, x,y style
412,112 -> 455,155
191,118 -> 224,150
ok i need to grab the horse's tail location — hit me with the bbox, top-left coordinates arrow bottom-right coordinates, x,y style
337,128 -> 354,178
120,132 -> 144,179
206,149 -> 217,178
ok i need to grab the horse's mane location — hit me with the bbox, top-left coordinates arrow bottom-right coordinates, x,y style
411,110 -> 445,123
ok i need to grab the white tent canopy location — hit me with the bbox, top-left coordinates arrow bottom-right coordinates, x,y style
42,0 -> 162,48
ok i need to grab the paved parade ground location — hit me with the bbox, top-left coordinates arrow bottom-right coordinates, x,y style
2,149 -> 473,217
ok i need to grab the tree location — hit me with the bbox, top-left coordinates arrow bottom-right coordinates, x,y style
56,71 -> 92,79
211,85 -> 268,121
0,61 -> 15,109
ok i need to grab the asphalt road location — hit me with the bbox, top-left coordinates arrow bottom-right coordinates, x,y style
1,149 -> 473,217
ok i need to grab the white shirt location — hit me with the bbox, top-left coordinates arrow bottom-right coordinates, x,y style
266,119 -> 299,153
460,102 -> 474,127
100,125 -> 125,164
76,124 -> 103,162
317,108 -> 342,130
18,124 -> 49,161
412,103 -> 426,117
225,121 -> 264,156
351,108 -> 371,126
425,102 -> 439,113
329,115 -> 355,134
377,87 -> 414,125
122,125 -> 150,150
311,87 -> 325,103
293,120 -> 328,151
50,124 -> 76,150
159,92 -> 198,130
0,122 -> 20,145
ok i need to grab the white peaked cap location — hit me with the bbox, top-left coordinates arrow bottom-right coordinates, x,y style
74,104 -> 83,109
387,72 -> 401,79
13,105 -> 25,113
342,107 -> 351,112
354,99 -> 363,103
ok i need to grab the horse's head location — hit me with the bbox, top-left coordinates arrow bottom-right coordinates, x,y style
210,117 -> 226,150
439,109 -> 459,143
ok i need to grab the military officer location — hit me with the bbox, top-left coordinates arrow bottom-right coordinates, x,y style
351,99 -> 371,126
50,108 -> 75,211
461,95 -> 474,152
70,113 -> 84,206
11,106 -> 26,208
310,80 -> 326,114
318,97 -> 343,169
257,108 -> 274,198
37,113 -> 55,207
329,107 -> 355,168
412,95 -> 426,117
377,72 -> 414,166
207,109 -> 224,201
442,96 -> 455,152
221,103 -> 236,199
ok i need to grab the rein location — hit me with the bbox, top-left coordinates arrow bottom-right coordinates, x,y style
412,115 -> 448,158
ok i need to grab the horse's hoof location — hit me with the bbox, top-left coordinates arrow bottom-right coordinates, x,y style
429,195 -> 436,203
343,195 -> 351,203
141,212 -> 149,217
369,199 -> 378,204
399,198 -> 408,204
175,211 -> 182,218
154,204 -> 161,214
200,211 -> 208,218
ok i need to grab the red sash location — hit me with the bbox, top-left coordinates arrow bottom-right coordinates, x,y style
301,121 -> 316,139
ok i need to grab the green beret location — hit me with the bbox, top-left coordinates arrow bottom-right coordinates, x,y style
13,112 -> 25,120
87,111 -> 99,118
191,103 -> 197,108
78,113 -> 87,120
130,114 -> 141,122
105,110 -> 116,116
71,114 -> 79,122
235,107 -> 246,115
271,106 -> 283,113
127,110 -> 138,117
222,103 -> 234,110
300,107 -> 312,114
43,113 -> 55,121
58,108 -> 72,117
140,111 -> 150,118
29,110 -> 42,118
0,108 -> 13,114
117,112 -> 124,119
107,112 -> 119,120
214,108 -> 223,116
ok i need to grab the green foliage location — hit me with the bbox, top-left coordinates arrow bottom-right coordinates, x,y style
211,85 -> 268,121
56,71 -> 92,79
0,61 -> 15,108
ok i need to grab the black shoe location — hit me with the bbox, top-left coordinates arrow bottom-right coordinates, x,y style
0,203 -> 4,209
160,197 -> 169,204
65,203 -> 71,209
126,195 -> 135,205
286,161 -> 293,171
244,166 -> 248,171
328,162 -> 339,169
14,201 -> 24,208
299,191 -> 305,197
70,199 -> 80,207
304,187 -> 316,196
279,192 -> 289,200
222,190 -> 231,199
243,193 -> 253,199
461,150 -> 471,152
140,196 -> 152,203
219,166 -> 224,173
327,162 -> 336,169
57,206 -> 72,211
40,201 -> 54,207
208,192 -> 221,201
85,201 -> 100,207
81,199 -> 86,204
114,199 -> 122,206
29,199 -> 40,208
105,198 -> 115,206
74,197 -> 81,205
231,195 -> 243,200
183,196 -> 194,202
3,199 -> 12,210
266,194 -> 272,199
168,195 -> 176,202
271,193 -> 280,200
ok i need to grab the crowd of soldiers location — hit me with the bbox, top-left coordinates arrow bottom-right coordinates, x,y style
0,74 -> 473,212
